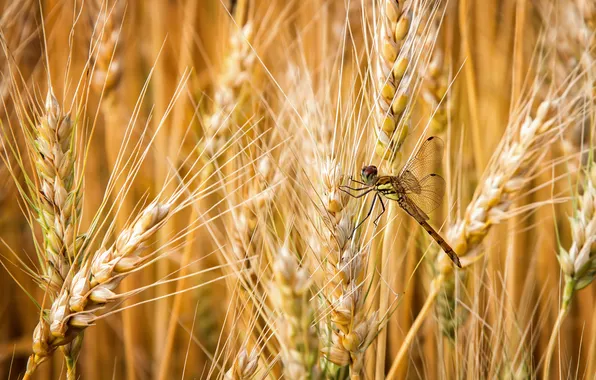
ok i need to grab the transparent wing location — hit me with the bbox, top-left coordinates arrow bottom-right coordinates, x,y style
397,170 -> 421,194
404,173 -> 445,215
401,136 -> 444,180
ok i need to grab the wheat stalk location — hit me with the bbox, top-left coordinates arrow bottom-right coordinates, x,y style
447,100 -> 560,264
283,49 -> 379,378
200,20 -> 259,303
372,2 -> 437,376
198,18 -> 280,374
436,99 -> 564,336
218,152 -> 285,370
205,140 -> 285,377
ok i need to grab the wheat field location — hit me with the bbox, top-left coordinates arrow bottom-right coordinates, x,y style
0,0 -> 594,379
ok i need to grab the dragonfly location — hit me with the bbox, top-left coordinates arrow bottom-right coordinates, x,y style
340,136 -> 462,268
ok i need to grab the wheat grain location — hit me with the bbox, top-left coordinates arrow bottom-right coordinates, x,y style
449,101 -> 557,251
86,2 -> 139,377
560,166 -> 596,288
539,0 -> 595,175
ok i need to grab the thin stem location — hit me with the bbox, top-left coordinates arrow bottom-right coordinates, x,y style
233,0 -> 248,26
103,87 -> 137,380
157,208 -> 198,380
458,0 -> 484,174
157,2 -> 199,376
24,353 -> 43,380
23,357 -> 37,380
543,278 -> 575,378
150,0 -> 170,369
386,275 -> 445,379
375,203 -> 396,378
66,357 -> 76,380
586,301 -> 596,377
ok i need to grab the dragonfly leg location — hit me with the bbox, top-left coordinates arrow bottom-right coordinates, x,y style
349,177 -> 368,186
373,195 -> 386,226
339,186 -> 374,198
339,185 -> 369,192
351,192 -> 377,236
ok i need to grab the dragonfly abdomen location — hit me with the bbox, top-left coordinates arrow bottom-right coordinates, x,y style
418,219 -> 462,268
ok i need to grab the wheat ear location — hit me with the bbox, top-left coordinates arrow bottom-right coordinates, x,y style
224,347 -> 259,380
33,88 -> 84,378
374,0 -> 413,165
202,22 -> 255,170
272,247 -> 320,379
388,97 -> 567,378
89,0 -> 123,98
421,41 -> 450,135
318,159 -> 379,380
544,165 -> 596,377
35,90 -> 81,294
25,202 -> 170,377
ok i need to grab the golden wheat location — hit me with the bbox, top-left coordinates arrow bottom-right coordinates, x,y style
25,202 -> 170,377
1,1 -> 596,379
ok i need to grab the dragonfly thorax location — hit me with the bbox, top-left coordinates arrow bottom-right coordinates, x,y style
361,165 -> 378,185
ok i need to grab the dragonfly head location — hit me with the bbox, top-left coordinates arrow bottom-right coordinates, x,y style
361,165 -> 378,185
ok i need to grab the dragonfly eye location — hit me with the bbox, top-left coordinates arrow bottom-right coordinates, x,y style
361,165 -> 378,185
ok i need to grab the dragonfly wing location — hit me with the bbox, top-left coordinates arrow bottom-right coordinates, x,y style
401,136 -> 444,180
405,173 -> 446,215
398,170 -> 421,194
